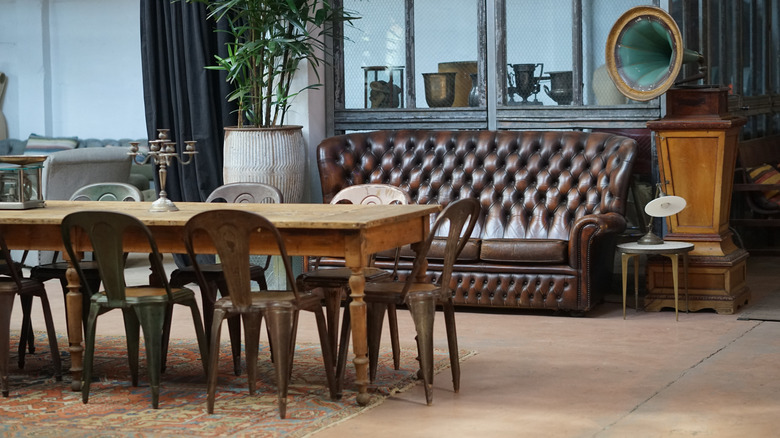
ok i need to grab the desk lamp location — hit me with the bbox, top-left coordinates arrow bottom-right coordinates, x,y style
638,186 -> 686,245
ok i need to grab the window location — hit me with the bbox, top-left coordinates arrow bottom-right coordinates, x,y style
328,0 -> 778,139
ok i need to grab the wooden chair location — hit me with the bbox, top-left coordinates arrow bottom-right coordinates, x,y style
0,227 -> 61,397
296,184 -> 410,393
362,197 -> 479,405
168,182 -> 282,376
60,211 -> 208,409
183,209 -> 337,418
25,183 -> 143,356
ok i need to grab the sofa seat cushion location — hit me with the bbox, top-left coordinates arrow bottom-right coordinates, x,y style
480,238 -> 568,264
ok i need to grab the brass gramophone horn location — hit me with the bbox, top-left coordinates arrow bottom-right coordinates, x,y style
605,6 -> 703,101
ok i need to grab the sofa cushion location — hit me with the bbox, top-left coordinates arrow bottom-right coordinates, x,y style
480,238 -> 568,264
427,237 -> 481,262
24,134 -> 78,155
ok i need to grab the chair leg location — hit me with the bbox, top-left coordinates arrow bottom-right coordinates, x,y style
312,306 -> 338,400
38,292 -> 62,381
366,302 -> 387,382
82,304 -> 101,404
442,298 -> 460,393
216,279 -> 242,376
334,303 -> 351,398
0,293 -> 15,397
407,293 -> 437,406
387,303 -> 401,371
121,308 -> 141,387
206,309 -> 226,414
185,299 -> 209,376
17,294 -> 33,369
135,303 -> 167,409
243,313 -> 262,397
323,287 -> 344,360
160,304 -> 174,373
266,305 -> 295,419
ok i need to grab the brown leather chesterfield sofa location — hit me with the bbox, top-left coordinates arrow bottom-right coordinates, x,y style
315,130 -> 637,313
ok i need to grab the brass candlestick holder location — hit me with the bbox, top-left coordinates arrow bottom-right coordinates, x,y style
129,129 -> 197,212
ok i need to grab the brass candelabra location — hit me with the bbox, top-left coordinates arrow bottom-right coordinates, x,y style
129,129 -> 197,212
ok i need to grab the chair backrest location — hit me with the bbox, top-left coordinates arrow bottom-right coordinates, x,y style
60,211 -> 171,303
206,182 -> 283,204
183,210 -> 297,308
330,184 -> 410,205
70,182 -> 144,202
403,198 -> 480,296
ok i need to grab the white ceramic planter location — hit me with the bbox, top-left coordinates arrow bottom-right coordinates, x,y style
222,125 -> 305,203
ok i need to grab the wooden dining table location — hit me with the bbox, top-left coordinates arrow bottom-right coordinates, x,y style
0,200 -> 439,405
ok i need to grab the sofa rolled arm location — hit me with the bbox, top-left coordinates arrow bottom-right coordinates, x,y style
568,212 -> 627,269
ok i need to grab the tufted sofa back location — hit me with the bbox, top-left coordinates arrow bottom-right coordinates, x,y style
317,130 -> 637,242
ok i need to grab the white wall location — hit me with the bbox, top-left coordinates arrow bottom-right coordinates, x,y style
0,0 -> 148,140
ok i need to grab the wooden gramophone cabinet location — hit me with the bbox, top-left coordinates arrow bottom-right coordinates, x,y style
644,86 -> 749,315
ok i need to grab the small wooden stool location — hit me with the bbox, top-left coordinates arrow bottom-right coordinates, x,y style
617,241 -> 693,321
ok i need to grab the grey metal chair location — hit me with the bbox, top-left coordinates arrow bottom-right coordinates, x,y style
296,184 -> 410,393
168,182 -> 283,376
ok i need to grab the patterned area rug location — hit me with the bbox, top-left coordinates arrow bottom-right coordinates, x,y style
1,332 -> 476,437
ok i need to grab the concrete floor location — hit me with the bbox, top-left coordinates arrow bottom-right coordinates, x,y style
9,254 -> 780,437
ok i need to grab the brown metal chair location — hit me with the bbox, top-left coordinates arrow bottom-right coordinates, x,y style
362,197 -> 479,405
183,209 -> 337,418
0,227 -> 62,397
168,182 -> 282,376
296,184 -> 410,393
61,211 -> 208,409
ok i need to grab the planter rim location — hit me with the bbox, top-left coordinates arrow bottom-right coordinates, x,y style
224,125 -> 303,132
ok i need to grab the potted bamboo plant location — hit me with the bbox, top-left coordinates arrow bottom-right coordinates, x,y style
187,0 -> 357,201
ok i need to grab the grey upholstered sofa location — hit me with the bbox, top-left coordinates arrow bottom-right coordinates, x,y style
0,136 -> 154,197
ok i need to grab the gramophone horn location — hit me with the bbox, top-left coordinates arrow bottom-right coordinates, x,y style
605,6 -> 703,101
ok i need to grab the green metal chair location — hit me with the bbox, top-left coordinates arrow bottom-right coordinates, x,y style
22,182 -> 143,364
0,227 -> 62,397
60,211 -> 208,409
183,209 -> 337,418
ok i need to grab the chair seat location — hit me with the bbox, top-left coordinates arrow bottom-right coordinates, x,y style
171,263 -> 268,288
298,266 -> 392,289
92,286 -> 196,303
215,290 -> 324,312
31,261 -> 100,277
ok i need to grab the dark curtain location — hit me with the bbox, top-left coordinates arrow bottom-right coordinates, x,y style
139,0 -> 236,202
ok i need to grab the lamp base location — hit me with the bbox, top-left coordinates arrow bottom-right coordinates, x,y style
637,230 -> 664,245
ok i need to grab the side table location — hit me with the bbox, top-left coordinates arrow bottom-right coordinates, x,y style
616,241 -> 694,321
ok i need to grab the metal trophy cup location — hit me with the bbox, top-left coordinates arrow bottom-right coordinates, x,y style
507,63 -> 544,104
129,129 -> 197,212
543,71 -> 574,105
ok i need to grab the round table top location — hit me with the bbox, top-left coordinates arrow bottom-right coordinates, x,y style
617,240 -> 694,255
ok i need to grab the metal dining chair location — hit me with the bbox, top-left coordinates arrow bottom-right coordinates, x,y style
183,209 -> 337,418
21,183 -> 143,362
362,197 -> 479,405
296,184 -> 410,393
167,182 -> 282,376
0,227 -> 62,397
60,210 -> 208,409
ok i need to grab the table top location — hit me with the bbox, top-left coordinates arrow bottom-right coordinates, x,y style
617,240 -> 694,255
0,200 -> 440,229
